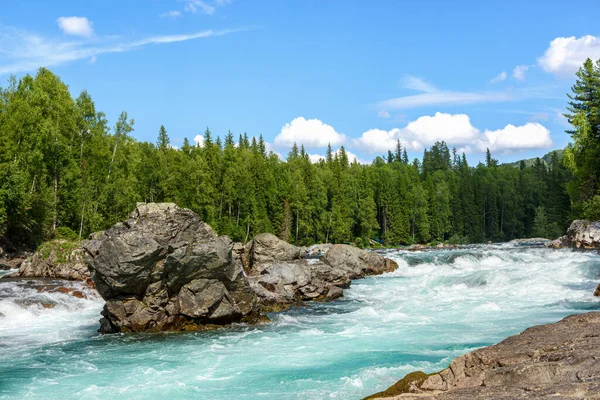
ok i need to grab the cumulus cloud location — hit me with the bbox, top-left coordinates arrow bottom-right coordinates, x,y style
193,135 -> 204,147
274,117 -> 346,149
353,112 -> 552,155
538,35 -> 600,76
489,71 -> 507,83
56,16 -> 93,37
479,123 -> 551,152
513,64 -> 529,81
354,113 -> 479,153
0,26 -> 249,75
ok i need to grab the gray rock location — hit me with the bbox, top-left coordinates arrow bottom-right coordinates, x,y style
247,237 -> 398,311
85,203 -> 260,333
322,244 -> 398,278
562,220 -> 600,249
3,241 -> 90,282
249,233 -> 307,274
86,203 -> 400,332
365,312 -> 600,399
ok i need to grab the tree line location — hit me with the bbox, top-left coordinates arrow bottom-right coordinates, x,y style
0,67 -> 588,248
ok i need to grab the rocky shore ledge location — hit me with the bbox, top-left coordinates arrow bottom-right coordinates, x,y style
82,203 -> 398,333
365,312 -> 600,399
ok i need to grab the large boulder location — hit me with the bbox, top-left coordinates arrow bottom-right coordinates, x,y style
3,240 -> 89,282
559,220 -> 600,249
84,203 -> 260,333
365,312 -> 600,399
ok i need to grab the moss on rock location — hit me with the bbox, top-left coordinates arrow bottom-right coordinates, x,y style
362,371 -> 430,399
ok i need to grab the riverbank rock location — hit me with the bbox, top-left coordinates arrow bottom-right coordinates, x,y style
557,220 -> 600,249
364,312 -> 600,399
3,240 -> 90,282
84,203 -> 261,333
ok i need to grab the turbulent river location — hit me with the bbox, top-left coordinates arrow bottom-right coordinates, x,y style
1,244 -> 599,399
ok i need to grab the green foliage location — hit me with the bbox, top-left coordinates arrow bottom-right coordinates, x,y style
564,58 -> 600,210
447,234 -> 469,245
0,68 -> 577,248
54,226 -> 79,241
38,239 -> 80,263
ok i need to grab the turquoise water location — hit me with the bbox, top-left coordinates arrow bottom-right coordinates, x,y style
1,245 -> 599,399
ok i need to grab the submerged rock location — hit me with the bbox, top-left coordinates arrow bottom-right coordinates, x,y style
85,203 -> 261,333
365,312 -> 600,399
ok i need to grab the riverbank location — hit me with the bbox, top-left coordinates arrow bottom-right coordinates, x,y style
365,312 -> 600,399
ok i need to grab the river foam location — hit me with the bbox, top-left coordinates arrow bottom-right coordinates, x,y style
1,245 -> 599,399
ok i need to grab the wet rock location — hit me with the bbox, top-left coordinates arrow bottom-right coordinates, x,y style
365,312 -> 600,399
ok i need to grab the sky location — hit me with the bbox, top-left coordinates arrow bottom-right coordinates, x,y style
1,0 -> 600,164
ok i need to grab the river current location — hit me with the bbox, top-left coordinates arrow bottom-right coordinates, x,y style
1,244 -> 599,399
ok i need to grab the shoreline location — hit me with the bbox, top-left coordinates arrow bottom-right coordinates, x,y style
364,312 -> 600,399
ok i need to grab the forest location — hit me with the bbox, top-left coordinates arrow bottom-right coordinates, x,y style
1,59 -> 599,248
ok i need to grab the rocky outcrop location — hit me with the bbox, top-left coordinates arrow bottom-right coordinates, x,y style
246,234 -> 398,312
2,240 -> 90,282
553,220 -> 600,249
84,203 -> 261,333
85,203 -> 399,333
365,312 -> 600,399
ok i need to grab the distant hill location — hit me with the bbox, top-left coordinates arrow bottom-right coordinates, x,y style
504,149 -> 564,169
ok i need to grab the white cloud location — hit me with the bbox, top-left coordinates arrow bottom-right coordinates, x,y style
193,134 -> 204,147
401,75 -> 437,92
274,117 -> 346,149
185,0 -> 216,15
489,71 -> 507,83
56,16 -> 93,37
377,91 -> 514,110
89,55 -> 97,64
478,123 -> 551,152
160,10 -> 182,18
352,112 -> 552,155
538,35 -> 600,76
354,112 -> 478,154
378,110 -> 391,118
513,64 -> 529,81
0,26 -> 248,75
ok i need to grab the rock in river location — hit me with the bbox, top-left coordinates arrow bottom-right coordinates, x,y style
85,203 -> 399,333
84,203 -> 260,333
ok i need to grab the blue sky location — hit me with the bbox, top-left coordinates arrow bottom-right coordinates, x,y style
2,0 -> 600,164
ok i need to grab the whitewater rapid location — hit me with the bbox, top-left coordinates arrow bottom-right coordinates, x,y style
1,245 -> 599,399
